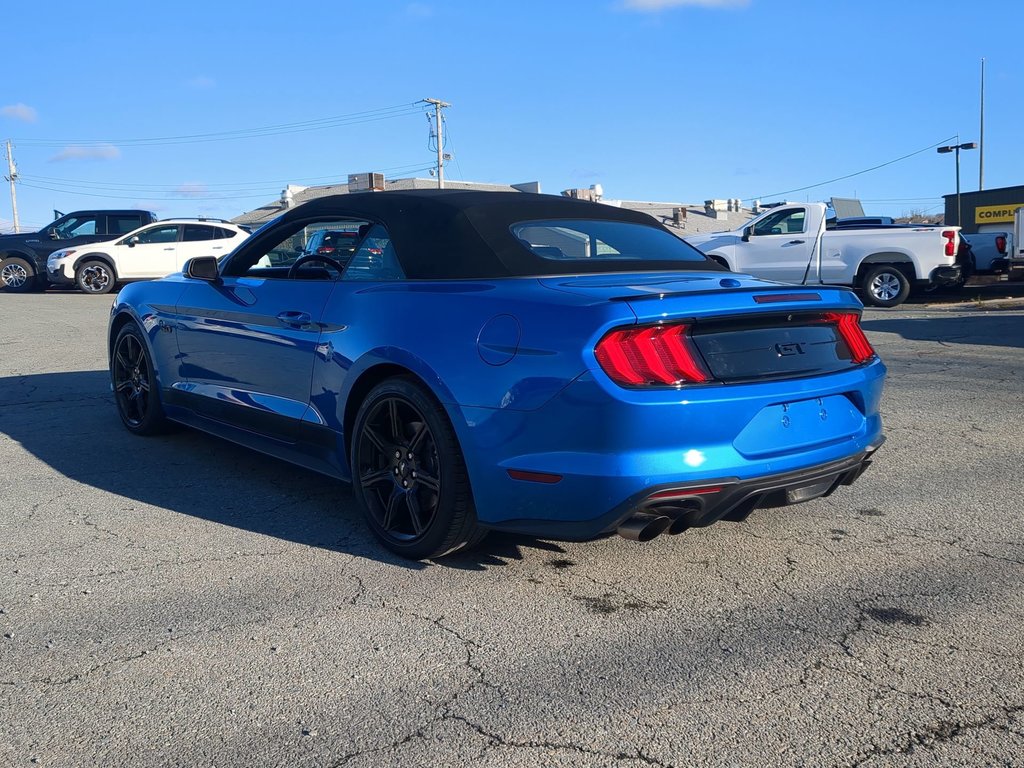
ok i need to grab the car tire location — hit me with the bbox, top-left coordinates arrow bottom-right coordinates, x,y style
862,265 -> 910,308
351,376 -> 485,560
0,256 -> 38,293
111,323 -> 168,436
76,260 -> 116,295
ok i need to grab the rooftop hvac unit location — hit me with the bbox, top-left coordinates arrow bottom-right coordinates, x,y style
348,173 -> 385,192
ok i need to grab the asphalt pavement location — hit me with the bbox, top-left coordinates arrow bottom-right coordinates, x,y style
1,291 -> 1023,767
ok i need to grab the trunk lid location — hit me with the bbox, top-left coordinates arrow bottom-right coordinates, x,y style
538,271 -> 775,302
565,272 -> 872,385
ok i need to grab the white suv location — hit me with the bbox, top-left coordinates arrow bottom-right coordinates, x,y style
47,219 -> 249,294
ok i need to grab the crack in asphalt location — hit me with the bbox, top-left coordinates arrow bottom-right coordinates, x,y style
4,616 -> 273,688
847,704 -> 1024,767
445,713 -> 675,767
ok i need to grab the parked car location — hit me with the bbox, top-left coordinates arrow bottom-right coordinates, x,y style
109,190 -> 885,559
0,209 -> 158,292
47,219 -> 249,294
302,228 -> 361,259
961,231 -> 1011,274
685,203 -> 965,307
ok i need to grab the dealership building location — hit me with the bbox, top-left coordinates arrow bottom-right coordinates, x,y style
943,184 -> 1024,234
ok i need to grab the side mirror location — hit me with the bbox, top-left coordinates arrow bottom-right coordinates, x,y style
741,225 -> 754,242
184,256 -> 220,283
127,236 -> 139,248
48,230 -> 60,240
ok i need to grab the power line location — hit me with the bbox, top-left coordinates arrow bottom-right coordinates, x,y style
858,197 -> 943,203
743,135 -> 957,201
20,160 -> 433,188
16,164 -> 442,203
16,181 -> 274,202
17,161 -> 438,194
12,102 -> 429,148
441,114 -> 466,182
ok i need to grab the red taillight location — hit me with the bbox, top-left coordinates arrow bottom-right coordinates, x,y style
824,312 -> 875,364
595,324 -> 711,387
316,246 -> 335,254
942,230 -> 957,257
996,235 -> 1007,254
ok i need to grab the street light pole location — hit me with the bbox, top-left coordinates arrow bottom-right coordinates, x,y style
937,140 -> 979,227
955,144 -> 961,226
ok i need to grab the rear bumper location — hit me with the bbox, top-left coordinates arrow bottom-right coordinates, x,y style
456,359 -> 886,540
929,264 -> 963,286
486,442 -> 882,539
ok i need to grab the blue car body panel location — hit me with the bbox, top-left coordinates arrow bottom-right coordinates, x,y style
109,191 -> 885,542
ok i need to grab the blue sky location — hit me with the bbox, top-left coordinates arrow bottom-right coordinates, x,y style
3,0 -> 1021,231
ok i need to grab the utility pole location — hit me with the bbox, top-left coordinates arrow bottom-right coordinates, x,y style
979,57 -> 985,191
5,140 -> 20,233
422,98 -> 450,189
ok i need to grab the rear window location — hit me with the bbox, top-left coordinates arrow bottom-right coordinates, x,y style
511,219 -> 708,264
108,215 -> 144,235
183,224 -> 215,241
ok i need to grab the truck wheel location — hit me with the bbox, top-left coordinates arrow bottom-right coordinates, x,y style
0,256 -> 38,293
862,265 -> 910,308
76,260 -> 116,295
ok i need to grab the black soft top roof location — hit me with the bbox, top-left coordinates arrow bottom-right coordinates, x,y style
274,189 -> 718,279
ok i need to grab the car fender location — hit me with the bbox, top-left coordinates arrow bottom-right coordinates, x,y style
857,250 -> 918,281
703,250 -> 733,270
73,251 -> 119,279
314,346 -> 467,476
109,283 -> 189,394
1,246 -> 42,271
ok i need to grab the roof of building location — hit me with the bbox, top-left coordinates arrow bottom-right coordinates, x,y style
232,175 -> 759,239
608,200 -> 756,236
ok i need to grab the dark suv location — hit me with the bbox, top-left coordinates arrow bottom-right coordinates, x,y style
1,209 -> 158,292
302,229 -> 361,260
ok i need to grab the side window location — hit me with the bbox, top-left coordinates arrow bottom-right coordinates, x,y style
108,216 -> 143,235
51,215 -> 99,239
753,209 -> 806,236
229,219 -> 368,278
342,224 -> 405,281
213,227 -> 238,240
134,225 -> 180,245
182,224 -> 215,242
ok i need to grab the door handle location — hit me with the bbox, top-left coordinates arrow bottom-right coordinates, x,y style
788,240 -> 805,245
163,247 -> 175,251
276,310 -> 312,327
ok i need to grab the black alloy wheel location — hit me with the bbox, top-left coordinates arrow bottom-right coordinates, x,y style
111,324 -> 167,435
352,378 -> 483,559
77,260 -> 115,294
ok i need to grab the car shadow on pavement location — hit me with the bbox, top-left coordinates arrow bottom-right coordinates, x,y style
862,313 -> 1024,350
1,370 -> 569,570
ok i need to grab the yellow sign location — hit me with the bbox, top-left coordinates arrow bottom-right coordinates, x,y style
974,203 -> 1024,224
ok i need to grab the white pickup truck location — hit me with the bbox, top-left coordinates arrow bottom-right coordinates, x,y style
685,203 -> 964,307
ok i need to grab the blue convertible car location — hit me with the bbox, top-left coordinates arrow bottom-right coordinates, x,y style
109,190 -> 885,558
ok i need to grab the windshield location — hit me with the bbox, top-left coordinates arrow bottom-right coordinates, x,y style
511,220 -> 708,264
